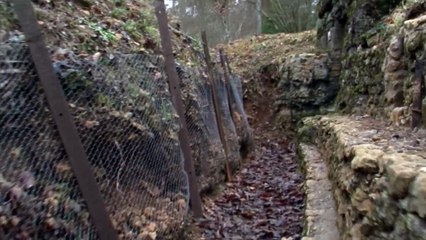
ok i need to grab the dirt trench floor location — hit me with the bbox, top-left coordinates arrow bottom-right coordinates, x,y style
190,102 -> 305,240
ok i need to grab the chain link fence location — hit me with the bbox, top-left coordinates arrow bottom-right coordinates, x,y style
0,1 -> 253,239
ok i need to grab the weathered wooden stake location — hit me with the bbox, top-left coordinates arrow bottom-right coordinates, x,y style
219,49 -> 245,166
154,0 -> 203,217
224,54 -> 233,75
201,31 -> 232,181
219,49 -> 237,123
11,1 -> 118,239
411,59 -> 425,129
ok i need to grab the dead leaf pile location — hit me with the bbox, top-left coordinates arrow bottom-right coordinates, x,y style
195,138 -> 304,240
217,30 -> 319,100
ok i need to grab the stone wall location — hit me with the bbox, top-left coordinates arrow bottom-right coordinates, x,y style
335,44 -> 387,116
316,0 -> 402,51
298,115 -> 426,240
316,0 -> 426,127
272,1 -> 426,128
274,53 -> 339,125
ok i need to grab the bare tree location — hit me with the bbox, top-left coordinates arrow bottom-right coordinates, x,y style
262,0 -> 317,33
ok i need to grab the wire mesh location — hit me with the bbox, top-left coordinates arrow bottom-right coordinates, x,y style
64,52 -> 190,239
178,64 -> 228,193
228,74 -> 254,160
214,71 -> 241,170
1,1 -> 254,238
173,33 -> 252,192
0,35 -> 189,239
0,39 -> 98,239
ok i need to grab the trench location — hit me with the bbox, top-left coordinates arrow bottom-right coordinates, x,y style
195,123 -> 304,239
185,81 -> 308,239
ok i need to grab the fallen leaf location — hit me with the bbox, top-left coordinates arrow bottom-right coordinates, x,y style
84,120 -> 100,128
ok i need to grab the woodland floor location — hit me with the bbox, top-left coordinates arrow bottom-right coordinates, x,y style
190,96 -> 305,240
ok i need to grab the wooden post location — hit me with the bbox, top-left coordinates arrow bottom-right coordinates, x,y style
11,1 -> 119,239
201,31 -> 232,181
411,59 -> 425,129
219,49 -> 244,166
224,54 -> 233,75
219,49 -> 236,122
154,0 -> 203,217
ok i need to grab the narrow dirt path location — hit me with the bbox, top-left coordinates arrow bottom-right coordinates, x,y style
195,114 -> 305,239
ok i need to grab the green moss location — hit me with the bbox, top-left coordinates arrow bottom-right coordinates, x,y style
86,20 -> 117,42
123,20 -> 141,39
296,120 -> 317,144
95,94 -> 112,107
111,7 -> 129,19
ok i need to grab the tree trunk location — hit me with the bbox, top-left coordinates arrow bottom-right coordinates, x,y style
256,0 -> 262,34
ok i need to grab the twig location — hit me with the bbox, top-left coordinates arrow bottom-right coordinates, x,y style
114,139 -> 125,193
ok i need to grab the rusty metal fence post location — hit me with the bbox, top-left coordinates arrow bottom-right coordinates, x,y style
154,0 -> 203,217
11,1 -> 119,239
201,31 -> 233,181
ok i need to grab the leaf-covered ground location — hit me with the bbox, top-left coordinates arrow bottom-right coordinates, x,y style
196,143 -> 304,239
217,30 -> 318,86
190,109 -> 305,240
0,0 -> 193,55
1,0 -> 161,54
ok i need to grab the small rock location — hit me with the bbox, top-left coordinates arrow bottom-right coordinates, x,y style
405,213 -> 426,239
386,162 -> 417,198
358,199 -> 374,216
384,58 -> 403,72
405,30 -> 424,53
384,70 -> 408,82
350,144 -> 383,173
387,36 -> 404,59
409,173 -> 426,218
352,188 -> 368,206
